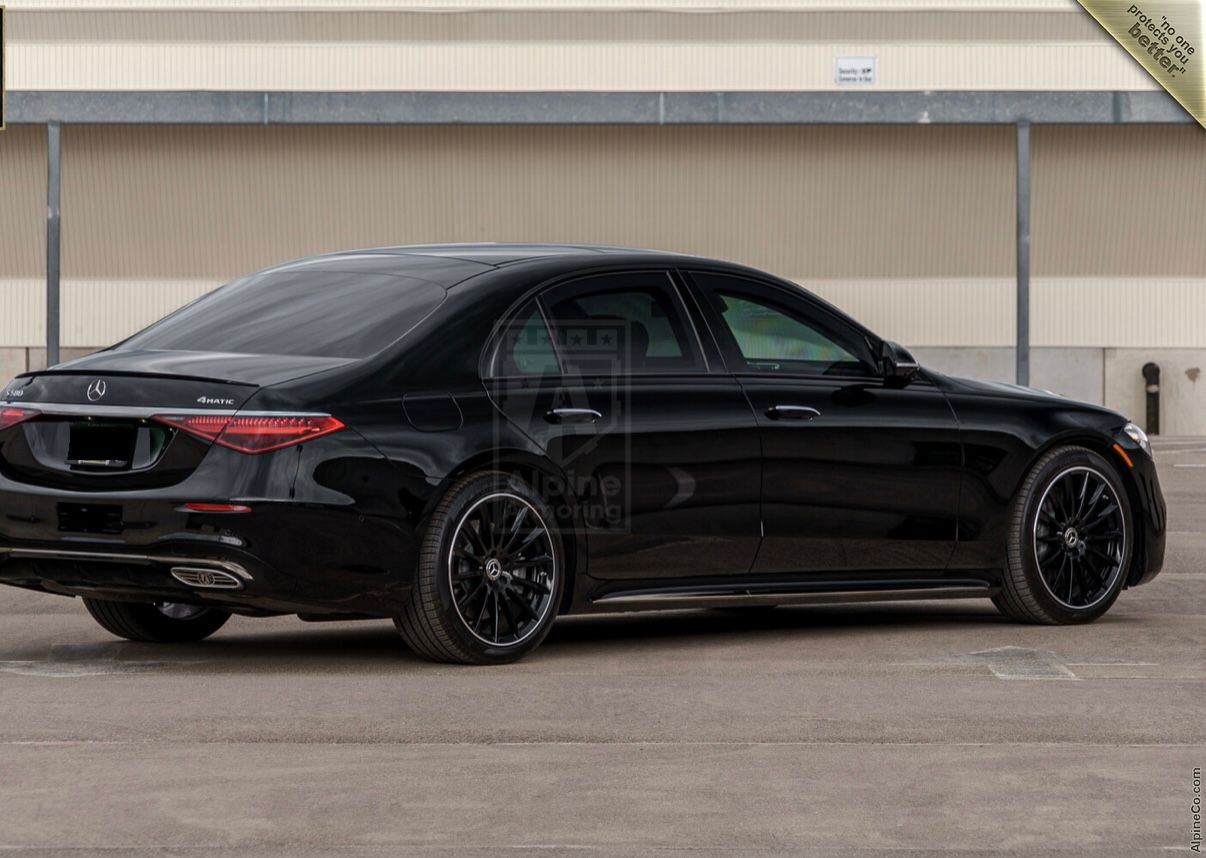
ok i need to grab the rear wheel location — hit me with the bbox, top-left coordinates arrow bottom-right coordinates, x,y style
82,598 -> 231,642
395,471 -> 563,664
994,446 -> 1132,624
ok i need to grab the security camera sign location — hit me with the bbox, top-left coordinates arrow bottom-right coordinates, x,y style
835,56 -> 876,86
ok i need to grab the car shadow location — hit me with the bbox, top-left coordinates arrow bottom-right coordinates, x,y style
0,599 -> 1032,672
544,600 -> 1013,649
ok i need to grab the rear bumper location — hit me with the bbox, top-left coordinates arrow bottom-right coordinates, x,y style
0,495 -> 419,616
0,425 -> 427,614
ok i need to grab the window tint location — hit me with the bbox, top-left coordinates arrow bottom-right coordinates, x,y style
692,273 -> 873,376
540,272 -> 702,375
119,270 -> 445,359
494,301 -> 560,377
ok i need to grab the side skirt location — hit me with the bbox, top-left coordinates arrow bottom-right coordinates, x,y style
587,578 -> 997,613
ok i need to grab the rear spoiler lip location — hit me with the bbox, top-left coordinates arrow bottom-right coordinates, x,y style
0,401 -> 328,420
15,369 -> 255,387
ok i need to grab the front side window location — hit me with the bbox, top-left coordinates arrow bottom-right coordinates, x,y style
539,272 -> 703,375
692,272 -> 875,377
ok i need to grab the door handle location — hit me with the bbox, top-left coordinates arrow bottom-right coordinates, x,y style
545,408 -> 602,425
766,405 -> 821,421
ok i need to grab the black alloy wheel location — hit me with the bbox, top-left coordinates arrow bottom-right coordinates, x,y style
994,446 -> 1133,625
1032,466 -> 1127,610
395,471 -> 563,664
448,492 -> 557,647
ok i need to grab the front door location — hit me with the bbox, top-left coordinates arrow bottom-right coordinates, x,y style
687,271 -> 962,574
487,270 -> 762,580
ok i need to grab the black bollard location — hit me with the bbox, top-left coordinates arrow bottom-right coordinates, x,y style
1141,362 -> 1160,436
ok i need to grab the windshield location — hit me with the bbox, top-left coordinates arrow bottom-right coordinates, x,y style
118,270 -> 446,359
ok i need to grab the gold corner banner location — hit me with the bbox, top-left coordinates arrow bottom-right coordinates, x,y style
1076,1 -> 1204,127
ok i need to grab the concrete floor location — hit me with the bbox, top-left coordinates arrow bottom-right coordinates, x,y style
1,441 -> 1203,855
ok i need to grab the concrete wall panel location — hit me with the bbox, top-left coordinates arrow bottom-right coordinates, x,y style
1105,349 -> 1206,436
912,346 -> 1105,406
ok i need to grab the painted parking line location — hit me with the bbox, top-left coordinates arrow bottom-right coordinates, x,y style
916,646 -> 1160,681
0,643 -> 205,678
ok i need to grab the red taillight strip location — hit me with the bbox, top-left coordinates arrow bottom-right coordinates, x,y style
181,502 -> 252,514
153,413 -> 230,443
0,407 -> 41,432
152,412 -> 345,454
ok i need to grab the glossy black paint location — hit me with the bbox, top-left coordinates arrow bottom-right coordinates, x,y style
0,245 -> 1165,620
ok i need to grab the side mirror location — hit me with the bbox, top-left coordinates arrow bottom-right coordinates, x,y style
881,341 -> 920,385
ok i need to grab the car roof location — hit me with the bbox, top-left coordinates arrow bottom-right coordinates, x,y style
263,243 -> 697,288
360,243 -> 679,265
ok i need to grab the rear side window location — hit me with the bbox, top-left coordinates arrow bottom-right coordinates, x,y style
119,270 -> 446,359
493,301 -> 560,377
539,272 -> 703,375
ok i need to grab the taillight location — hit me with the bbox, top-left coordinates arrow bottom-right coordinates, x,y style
153,413 -> 345,454
181,502 -> 252,513
0,407 -> 40,432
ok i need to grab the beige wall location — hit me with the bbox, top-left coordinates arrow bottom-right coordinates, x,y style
2,123 -> 1206,350
5,3 -> 1154,93
2,123 -> 1018,347
4,1 -> 1091,9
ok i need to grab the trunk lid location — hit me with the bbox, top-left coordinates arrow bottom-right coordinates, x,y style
0,349 -> 354,491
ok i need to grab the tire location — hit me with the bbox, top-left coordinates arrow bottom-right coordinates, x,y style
395,470 -> 564,665
993,445 -> 1133,625
82,598 -> 231,642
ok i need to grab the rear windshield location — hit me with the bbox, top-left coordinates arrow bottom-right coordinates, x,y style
119,270 -> 446,359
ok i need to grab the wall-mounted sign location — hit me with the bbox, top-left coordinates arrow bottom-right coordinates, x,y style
835,56 -> 876,86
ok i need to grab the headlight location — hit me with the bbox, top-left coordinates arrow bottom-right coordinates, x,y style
1123,422 -> 1151,456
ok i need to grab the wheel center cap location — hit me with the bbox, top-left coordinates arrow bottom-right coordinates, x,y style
484,558 -> 503,581
1063,527 -> 1080,548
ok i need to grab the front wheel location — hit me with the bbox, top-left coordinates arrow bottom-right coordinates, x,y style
395,471 -> 564,664
83,598 -> 231,642
994,445 -> 1133,624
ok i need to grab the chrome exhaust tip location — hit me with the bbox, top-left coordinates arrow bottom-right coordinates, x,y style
171,567 -> 245,591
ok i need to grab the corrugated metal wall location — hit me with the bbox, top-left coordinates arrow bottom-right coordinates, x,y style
10,44 -> 1155,92
2,122 -> 1204,349
6,3 -> 1152,92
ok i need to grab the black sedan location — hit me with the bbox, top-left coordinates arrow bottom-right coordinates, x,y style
0,245 -> 1166,663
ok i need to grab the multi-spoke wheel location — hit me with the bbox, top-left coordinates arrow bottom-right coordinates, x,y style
395,471 -> 563,664
82,598 -> 230,642
994,446 -> 1133,624
449,493 -> 557,647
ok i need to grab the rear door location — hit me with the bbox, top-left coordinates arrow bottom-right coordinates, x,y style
486,269 -> 762,580
686,270 -> 962,574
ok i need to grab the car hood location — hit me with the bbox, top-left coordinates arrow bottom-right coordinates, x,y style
932,371 -> 1124,418
940,374 -> 1066,401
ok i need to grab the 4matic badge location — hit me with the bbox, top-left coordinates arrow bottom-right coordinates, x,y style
197,395 -> 236,406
